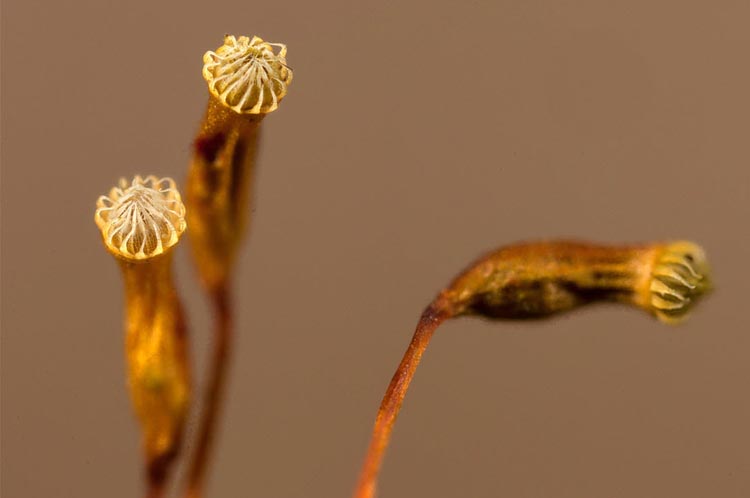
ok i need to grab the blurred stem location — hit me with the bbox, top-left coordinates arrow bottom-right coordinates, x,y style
185,284 -> 233,498
119,255 -> 190,498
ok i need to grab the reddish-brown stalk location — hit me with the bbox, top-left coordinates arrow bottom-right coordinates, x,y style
354,301 -> 452,498
184,282 -> 233,498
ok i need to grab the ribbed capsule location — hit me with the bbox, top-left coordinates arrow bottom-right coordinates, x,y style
202,35 -> 293,114
648,241 -> 711,323
95,175 -> 187,260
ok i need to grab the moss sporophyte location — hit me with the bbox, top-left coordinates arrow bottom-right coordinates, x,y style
187,34 -> 292,294
352,240 -> 711,498
91,32 -> 715,498
95,175 -> 191,498
184,34 -> 293,498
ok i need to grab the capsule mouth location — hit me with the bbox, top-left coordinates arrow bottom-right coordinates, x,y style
649,241 -> 711,323
202,35 -> 293,114
95,175 -> 186,260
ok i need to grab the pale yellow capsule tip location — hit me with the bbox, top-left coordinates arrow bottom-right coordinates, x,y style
203,34 -> 293,115
649,241 -> 712,324
95,175 -> 186,260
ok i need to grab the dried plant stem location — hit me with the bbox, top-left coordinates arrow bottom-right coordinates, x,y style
185,284 -> 233,498
353,301 -> 451,498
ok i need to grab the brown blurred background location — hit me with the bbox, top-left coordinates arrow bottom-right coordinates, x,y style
2,1 -> 749,497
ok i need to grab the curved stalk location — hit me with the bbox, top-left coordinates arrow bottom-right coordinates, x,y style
353,240 -> 711,498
